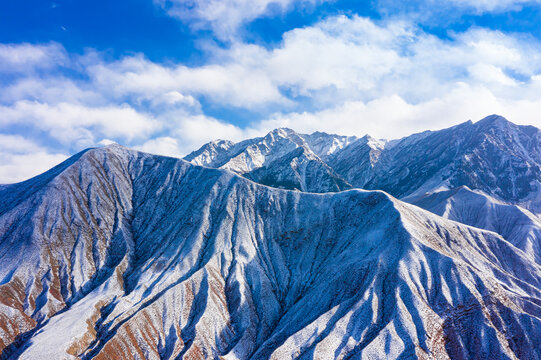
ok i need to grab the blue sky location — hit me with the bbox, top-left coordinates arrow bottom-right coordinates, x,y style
1,0 -> 541,183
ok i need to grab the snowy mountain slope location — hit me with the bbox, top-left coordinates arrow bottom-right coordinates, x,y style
363,115 -> 541,213
183,116 -> 541,269
409,186 -> 541,264
184,128 -> 352,192
325,135 -> 385,188
243,146 -> 351,193
0,145 -> 540,359
298,131 -> 358,160
183,139 -> 238,167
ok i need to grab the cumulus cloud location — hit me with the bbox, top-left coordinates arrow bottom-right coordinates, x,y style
87,55 -> 287,109
134,136 -> 182,157
0,152 -> 68,184
82,16 -> 541,111
262,17 -> 541,103
256,84 -> 541,139
0,76 -> 103,105
0,134 -> 44,154
174,115 -> 254,147
0,101 -> 159,147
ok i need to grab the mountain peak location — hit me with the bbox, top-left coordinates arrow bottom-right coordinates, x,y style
100,142 -> 129,154
266,127 -> 298,138
476,114 -> 512,128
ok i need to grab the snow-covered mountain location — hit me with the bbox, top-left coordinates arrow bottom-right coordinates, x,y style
367,115 -> 541,213
187,115 -> 541,214
184,128 -> 353,193
1,145 -> 540,359
186,115 -> 541,267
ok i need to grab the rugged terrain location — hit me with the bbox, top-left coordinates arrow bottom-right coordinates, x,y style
0,116 -> 540,359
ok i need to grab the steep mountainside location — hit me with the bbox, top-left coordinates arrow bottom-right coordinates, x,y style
410,186 -> 541,264
326,135 -> 385,188
1,145 -> 540,359
364,116 -> 541,213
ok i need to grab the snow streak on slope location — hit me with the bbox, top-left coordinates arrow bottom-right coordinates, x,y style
410,186 -> 541,264
0,145 -> 540,359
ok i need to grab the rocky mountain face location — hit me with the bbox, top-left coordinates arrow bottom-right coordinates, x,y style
0,115 -> 540,359
368,116 -> 541,212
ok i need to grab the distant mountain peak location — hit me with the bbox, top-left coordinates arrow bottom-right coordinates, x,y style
478,114 -> 509,123
209,139 -> 234,146
266,127 -> 298,138
101,142 -> 126,150
475,114 -> 512,130
185,116 -> 541,213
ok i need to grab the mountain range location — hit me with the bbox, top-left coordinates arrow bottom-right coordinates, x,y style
186,115 -> 541,263
186,115 -> 541,214
0,115 -> 540,359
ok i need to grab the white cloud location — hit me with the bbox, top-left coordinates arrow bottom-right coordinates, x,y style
152,91 -> 197,107
0,151 -> 68,184
134,136 -> 182,157
0,101 -> 159,147
0,134 -> 45,154
88,55 -> 287,109
0,43 -> 67,73
0,76 -> 103,105
0,134 -> 68,184
256,84 -> 541,139
84,16 -> 541,111
155,0 -> 325,38
276,17 -> 539,102
266,17 -> 404,95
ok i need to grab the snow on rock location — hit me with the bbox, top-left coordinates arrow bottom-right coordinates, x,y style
184,128 -> 352,192
408,186 -> 541,264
